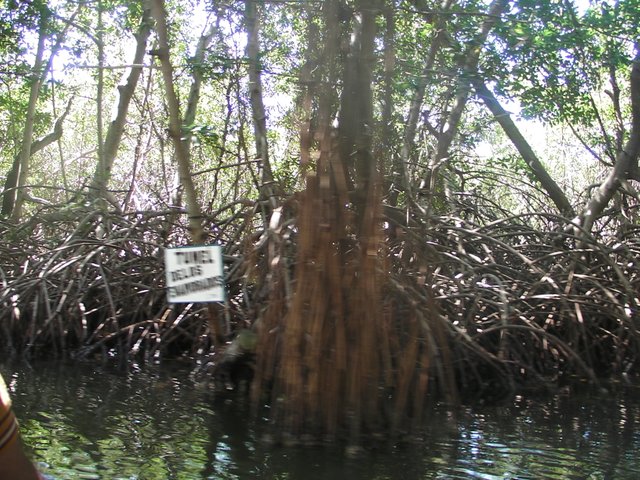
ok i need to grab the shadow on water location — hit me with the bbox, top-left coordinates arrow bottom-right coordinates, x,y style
2,360 -> 640,479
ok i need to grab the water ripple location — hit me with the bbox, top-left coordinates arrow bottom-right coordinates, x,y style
3,361 -> 640,479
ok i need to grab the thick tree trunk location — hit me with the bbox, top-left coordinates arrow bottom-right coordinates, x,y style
337,0 -> 380,228
473,78 -> 576,217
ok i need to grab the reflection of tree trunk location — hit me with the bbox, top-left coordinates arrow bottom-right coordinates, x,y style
473,78 -> 575,218
149,0 -> 206,245
245,0 -> 275,209
91,8 -> 152,201
576,50 -> 640,235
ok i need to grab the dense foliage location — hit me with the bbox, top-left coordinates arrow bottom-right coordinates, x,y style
1,0 -> 639,442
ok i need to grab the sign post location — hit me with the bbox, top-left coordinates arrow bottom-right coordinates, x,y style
165,245 -> 224,303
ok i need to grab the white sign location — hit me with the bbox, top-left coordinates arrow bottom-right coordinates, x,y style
165,245 -> 225,303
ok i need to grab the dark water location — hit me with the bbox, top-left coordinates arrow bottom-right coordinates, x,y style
1,360 -> 639,480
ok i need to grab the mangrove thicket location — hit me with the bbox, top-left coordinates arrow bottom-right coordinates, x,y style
1,0 -> 639,444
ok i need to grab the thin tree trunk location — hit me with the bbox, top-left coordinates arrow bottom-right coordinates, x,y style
50,75 -> 71,200
9,25 -> 47,221
427,0 -> 510,188
398,0 -> 456,202
161,14 -> 218,247
473,78 -> 575,217
379,2 -> 397,205
1,99 -> 73,216
244,0 -> 275,209
297,6 -> 320,173
95,0 -> 105,194
414,0 -> 508,216
576,49 -> 640,235
165,13 -> 220,212
150,0 -> 225,346
149,0 -> 206,245
91,8 -> 152,200
183,17 -> 218,152
5,5 -> 80,220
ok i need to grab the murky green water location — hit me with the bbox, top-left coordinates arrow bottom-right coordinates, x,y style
1,360 -> 639,479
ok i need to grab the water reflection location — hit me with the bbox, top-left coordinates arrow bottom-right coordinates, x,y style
1,361 -> 639,479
